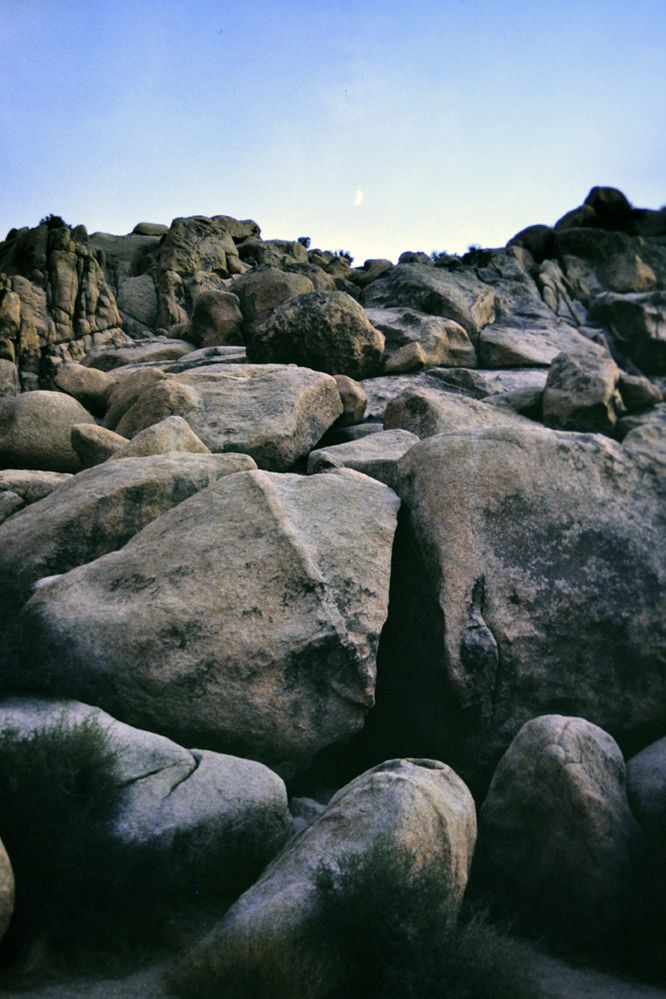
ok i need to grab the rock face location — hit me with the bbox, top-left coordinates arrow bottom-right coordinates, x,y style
0,452 -> 256,639
384,386 -> 531,438
175,758 -> 476,996
246,291 -> 385,379
369,425 -> 666,784
0,390 -> 95,472
364,307 -> 477,370
307,430 -> 419,490
0,697 -> 291,894
19,469 -> 399,775
113,365 -> 344,471
0,836 -> 13,942
627,737 -> 666,838
474,715 -> 641,949
543,349 -> 623,431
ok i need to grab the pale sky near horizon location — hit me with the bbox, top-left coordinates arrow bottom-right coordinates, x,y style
1,0 -> 664,263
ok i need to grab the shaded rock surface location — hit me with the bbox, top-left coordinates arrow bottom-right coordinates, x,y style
176,758 -> 476,996
0,391 -> 94,472
0,696 -> 291,893
474,715 -> 641,949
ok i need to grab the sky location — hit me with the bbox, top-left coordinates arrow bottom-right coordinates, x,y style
0,0 -> 664,262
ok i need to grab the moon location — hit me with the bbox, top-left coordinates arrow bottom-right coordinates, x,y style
354,190 -> 365,207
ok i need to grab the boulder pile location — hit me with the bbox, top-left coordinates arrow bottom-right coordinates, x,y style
0,187 -> 664,990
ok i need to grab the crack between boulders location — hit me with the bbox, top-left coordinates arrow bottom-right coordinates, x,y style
116,757 -> 195,790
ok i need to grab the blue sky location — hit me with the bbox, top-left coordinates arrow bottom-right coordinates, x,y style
1,0 -> 664,261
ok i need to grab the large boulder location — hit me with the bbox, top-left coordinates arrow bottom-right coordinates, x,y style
113,364 -> 344,471
246,291 -> 385,379
82,337 -> 196,371
368,424 -> 666,785
307,430 -> 419,490
110,415 -> 210,459
53,362 -> 116,416
384,387 -> 531,438
0,697 -> 291,897
173,758 -> 476,997
364,307 -> 476,370
189,290 -> 244,347
542,349 -> 623,432
474,715 -> 641,950
0,391 -> 95,472
232,267 -> 315,333
0,452 -> 255,642
627,737 -> 666,839
19,469 -> 400,775
361,263 -> 497,338
588,292 -> 666,375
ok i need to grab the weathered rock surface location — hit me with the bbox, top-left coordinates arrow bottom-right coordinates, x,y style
0,469 -> 71,504
232,267 -> 315,333
307,429 -> 419,490
71,422 -> 128,466
188,290 -> 244,347
82,337 -> 196,371
542,349 -> 623,432
0,390 -> 95,472
620,403 -> 666,463
246,291 -> 385,379
0,452 -> 255,638
588,292 -> 666,374
475,715 -> 641,949
367,424 -> 666,785
364,306 -> 477,369
114,364 -> 344,470
384,386 -> 531,437
332,374 -> 367,426
0,835 -> 13,942
110,415 -> 210,459
53,362 -> 116,415
362,263 -> 497,338
175,758 -> 476,995
0,697 -> 291,893
19,469 -> 399,775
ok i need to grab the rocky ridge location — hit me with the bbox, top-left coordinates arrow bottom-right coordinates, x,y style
0,187 -> 664,994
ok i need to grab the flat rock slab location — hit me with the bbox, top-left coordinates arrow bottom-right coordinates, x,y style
479,316 -> 598,367
427,366 -> 548,398
19,469 -> 400,776
114,364 -> 344,471
384,386 -> 532,437
307,429 -> 419,490
82,338 -> 196,371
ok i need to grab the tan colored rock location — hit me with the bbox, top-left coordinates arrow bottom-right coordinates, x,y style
384,387 -> 530,438
365,307 -> 477,370
232,267 -> 315,332
54,361 -> 116,415
189,290 -> 243,347
111,415 -> 210,459
115,364 -> 344,471
0,469 -> 72,503
175,758 -> 476,996
118,273 -> 159,328
0,836 -> 13,942
308,430 -> 419,490
0,359 -> 19,399
104,368 -> 168,430
476,715 -> 641,949
82,337 -> 195,372
247,291 -> 385,379
333,374 -> 367,426
0,452 -> 256,633
543,349 -> 623,432
361,262 -> 497,338
0,390 -> 95,472
71,422 -> 127,466
20,469 -> 399,775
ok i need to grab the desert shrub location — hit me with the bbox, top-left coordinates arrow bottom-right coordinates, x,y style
297,236 -> 311,249
166,926 -> 336,999
38,214 -> 71,230
314,840 -> 542,999
0,716 -> 122,957
333,249 -> 354,264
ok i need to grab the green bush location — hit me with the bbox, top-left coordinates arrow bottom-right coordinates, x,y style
314,840 -> 542,999
38,214 -> 71,230
0,716 -> 123,959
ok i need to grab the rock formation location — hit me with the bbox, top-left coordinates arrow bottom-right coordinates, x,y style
0,186 -> 664,987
